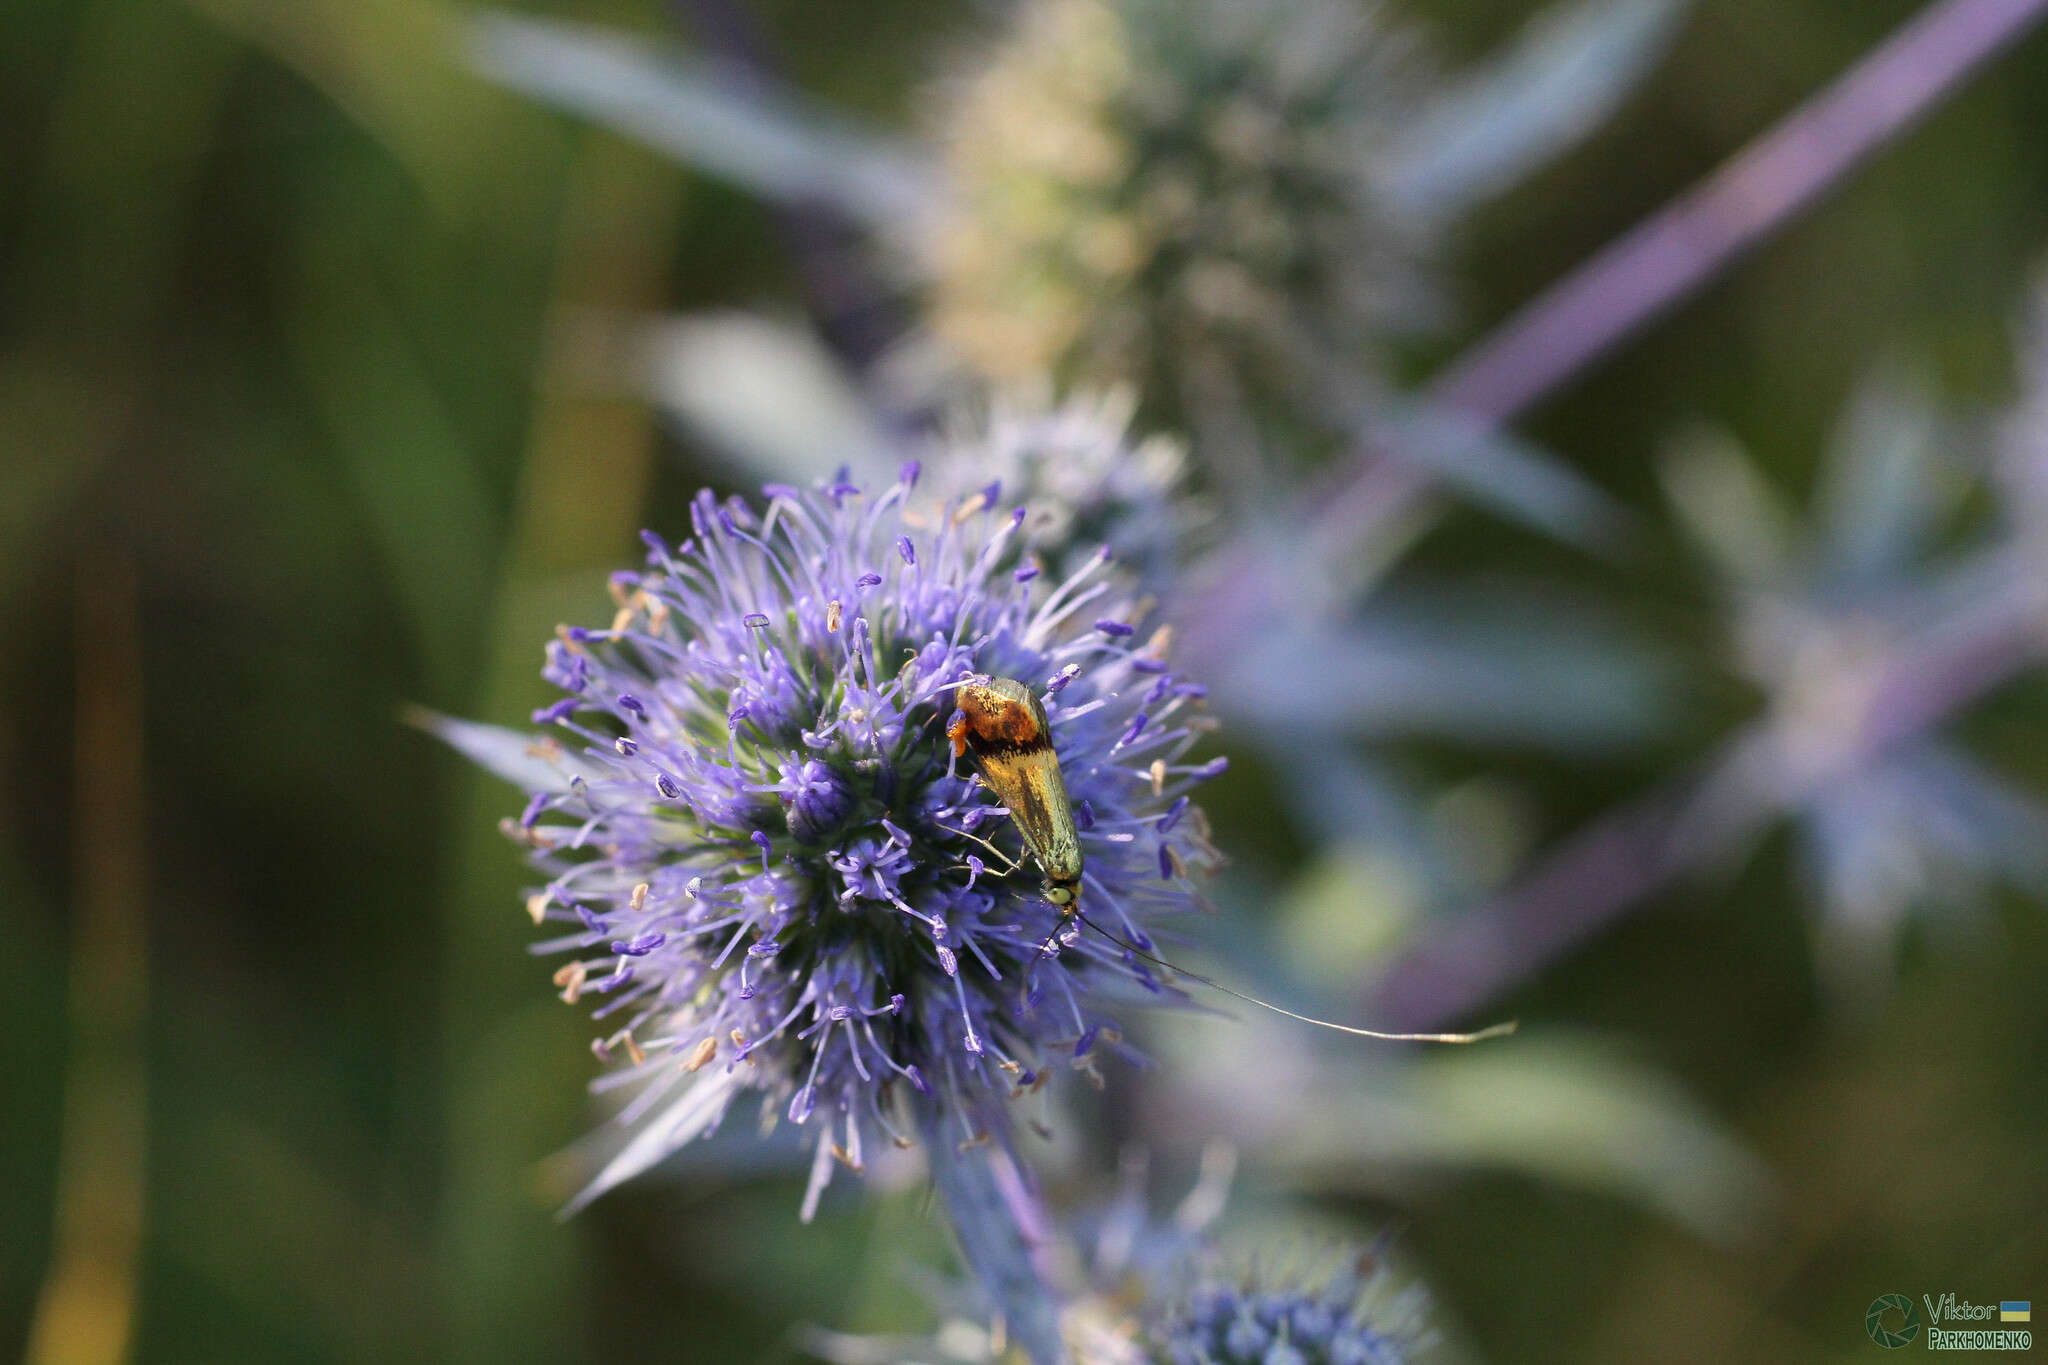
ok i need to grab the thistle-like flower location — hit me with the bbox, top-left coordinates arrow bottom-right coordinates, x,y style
1151,1258 -> 1429,1365
804,1146 -> 1433,1365
1660,369 -> 2048,988
924,0 -> 1437,411
500,467 -> 1222,1217
928,387 -> 1208,590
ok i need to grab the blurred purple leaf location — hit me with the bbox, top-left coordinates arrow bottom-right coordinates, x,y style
1380,0 -> 1690,223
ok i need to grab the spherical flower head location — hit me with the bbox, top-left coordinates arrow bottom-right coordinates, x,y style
1151,1255 -> 1430,1365
801,1147 -> 1433,1365
512,468 -> 1223,1217
924,0 -> 1436,409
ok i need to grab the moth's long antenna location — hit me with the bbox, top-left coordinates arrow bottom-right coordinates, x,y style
1068,909 -> 1516,1045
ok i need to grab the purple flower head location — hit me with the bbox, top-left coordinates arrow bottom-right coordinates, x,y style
802,1145 -> 1432,1365
506,474 -> 1221,1218
930,389 -> 1210,592
1153,1254 -> 1430,1365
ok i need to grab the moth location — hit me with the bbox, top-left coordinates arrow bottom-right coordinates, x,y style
945,673 -> 1515,1045
946,675 -> 1082,914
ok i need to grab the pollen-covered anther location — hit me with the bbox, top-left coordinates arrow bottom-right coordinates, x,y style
730,1028 -> 756,1066
826,599 -> 843,633
629,882 -> 649,913
957,1131 -> 992,1152
526,893 -> 550,925
523,737 -> 561,762
830,1142 -> 864,1172
682,1036 -> 718,1072
610,605 -> 633,634
622,1032 -> 646,1067
1150,759 -> 1168,796
554,961 -> 588,1004
645,600 -> 669,633
553,623 -> 586,654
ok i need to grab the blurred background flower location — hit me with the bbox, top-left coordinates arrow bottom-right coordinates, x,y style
470,0 -> 1685,494
921,0 -> 1444,417
1654,366 -> 2048,997
802,1148 -> 1443,1365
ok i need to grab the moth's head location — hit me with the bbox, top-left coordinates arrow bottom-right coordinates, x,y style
1044,881 -> 1077,908
950,675 -> 1045,749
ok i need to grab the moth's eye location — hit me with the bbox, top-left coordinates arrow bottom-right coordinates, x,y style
1046,885 -> 1075,906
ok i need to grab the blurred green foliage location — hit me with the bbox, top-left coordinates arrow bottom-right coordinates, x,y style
3,2 -> 2045,1363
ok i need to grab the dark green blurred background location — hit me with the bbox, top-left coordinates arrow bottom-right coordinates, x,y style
4,1 -> 2045,1362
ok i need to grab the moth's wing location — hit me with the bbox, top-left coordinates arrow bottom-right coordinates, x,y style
976,747 -> 1080,883
969,750 -> 1039,849
1021,748 -> 1081,883
1011,688 -> 1082,882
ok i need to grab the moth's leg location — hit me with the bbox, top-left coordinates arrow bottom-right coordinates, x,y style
934,821 -> 1028,878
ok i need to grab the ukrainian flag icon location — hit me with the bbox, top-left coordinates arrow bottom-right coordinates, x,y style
2000,1301 -> 2030,1323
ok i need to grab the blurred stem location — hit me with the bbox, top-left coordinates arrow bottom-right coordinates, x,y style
1306,0 -> 2048,552
438,133 -> 679,1365
1430,0 -> 2048,428
917,1104 -> 1071,1365
25,557 -> 149,1365
0,0 -> 231,604
11,9 -> 229,1357
1367,547 -> 2048,1028
1366,784 -> 1696,1031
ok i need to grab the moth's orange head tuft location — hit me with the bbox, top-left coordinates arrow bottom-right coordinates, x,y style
951,680 -> 1045,750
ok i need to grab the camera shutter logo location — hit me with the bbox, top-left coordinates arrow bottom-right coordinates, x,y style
1865,1294 -> 1922,1349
